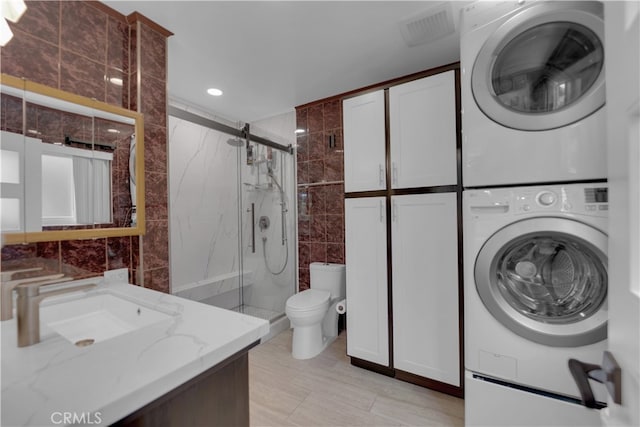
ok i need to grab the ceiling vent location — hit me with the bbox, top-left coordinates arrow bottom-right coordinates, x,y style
399,2 -> 456,47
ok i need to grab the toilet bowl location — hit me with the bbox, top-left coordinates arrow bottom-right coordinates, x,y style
285,262 -> 346,359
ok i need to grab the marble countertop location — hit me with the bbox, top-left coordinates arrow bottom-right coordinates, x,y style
1,275 -> 270,426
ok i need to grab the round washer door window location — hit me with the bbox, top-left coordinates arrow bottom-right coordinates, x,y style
472,2 -> 605,131
475,218 -> 607,347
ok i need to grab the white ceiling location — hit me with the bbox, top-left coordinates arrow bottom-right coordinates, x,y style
103,1 -> 470,122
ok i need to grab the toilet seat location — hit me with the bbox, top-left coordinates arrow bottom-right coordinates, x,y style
286,289 -> 330,313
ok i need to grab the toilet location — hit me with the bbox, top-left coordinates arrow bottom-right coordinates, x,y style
285,262 -> 346,359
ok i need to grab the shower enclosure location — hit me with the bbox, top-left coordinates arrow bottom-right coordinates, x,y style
167,103 -> 297,338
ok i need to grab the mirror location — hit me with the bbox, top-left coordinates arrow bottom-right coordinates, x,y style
0,74 -> 145,244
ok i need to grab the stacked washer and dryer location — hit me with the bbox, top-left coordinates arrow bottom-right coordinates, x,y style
460,1 -> 609,425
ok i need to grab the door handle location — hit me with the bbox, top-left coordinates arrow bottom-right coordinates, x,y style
568,351 -> 621,409
378,164 -> 384,187
248,203 -> 255,253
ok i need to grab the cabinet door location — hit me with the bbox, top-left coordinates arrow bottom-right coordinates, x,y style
345,197 -> 389,366
389,71 -> 457,189
391,192 -> 459,386
343,91 -> 386,192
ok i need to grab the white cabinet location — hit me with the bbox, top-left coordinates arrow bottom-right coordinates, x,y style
343,90 -> 386,192
389,71 -> 457,189
391,192 -> 460,386
342,67 -> 461,393
345,197 -> 389,366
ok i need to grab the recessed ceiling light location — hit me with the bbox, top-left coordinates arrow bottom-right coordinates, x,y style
107,128 -> 120,134
294,129 -> 305,134
207,88 -> 223,97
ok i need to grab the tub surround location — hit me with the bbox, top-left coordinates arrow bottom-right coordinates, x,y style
1,277 -> 269,426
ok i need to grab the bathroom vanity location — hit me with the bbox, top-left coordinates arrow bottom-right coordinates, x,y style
1,276 -> 269,426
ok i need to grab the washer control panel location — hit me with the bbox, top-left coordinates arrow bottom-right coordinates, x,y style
465,184 -> 608,218
511,186 -> 608,215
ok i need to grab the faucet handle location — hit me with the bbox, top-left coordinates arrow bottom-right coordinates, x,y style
3,273 -> 65,288
0,267 -> 43,282
15,280 -> 93,299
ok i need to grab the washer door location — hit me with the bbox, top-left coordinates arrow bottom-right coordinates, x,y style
472,1 -> 604,131
475,218 -> 607,347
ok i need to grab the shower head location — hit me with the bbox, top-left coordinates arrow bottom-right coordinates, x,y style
226,137 -> 243,147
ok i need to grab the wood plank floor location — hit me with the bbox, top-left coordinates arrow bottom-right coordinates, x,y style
249,330 -> 465,426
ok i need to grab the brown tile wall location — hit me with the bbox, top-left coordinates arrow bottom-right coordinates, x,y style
130,17 -> 170,293
0,1 -> 171,293
296,99 -> 344,290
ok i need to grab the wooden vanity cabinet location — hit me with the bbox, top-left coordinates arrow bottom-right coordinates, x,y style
113,342 -> 258,427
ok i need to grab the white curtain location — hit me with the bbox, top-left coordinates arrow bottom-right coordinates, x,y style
72,156 -> 92,224
72,157 -> 112,225
92,158 -> 112,224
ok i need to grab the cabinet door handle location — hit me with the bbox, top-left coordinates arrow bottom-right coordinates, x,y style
379,200 -> 384,223
392,162 -> 398,186
392,200 -> 398,222
378,164 -> 384,187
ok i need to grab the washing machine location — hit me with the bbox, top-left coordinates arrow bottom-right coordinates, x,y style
461,1 -> 607,188
464,183 -> 608,424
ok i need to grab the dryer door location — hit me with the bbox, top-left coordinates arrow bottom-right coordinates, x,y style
475,217 -> 607,347
472,1 -> 605,131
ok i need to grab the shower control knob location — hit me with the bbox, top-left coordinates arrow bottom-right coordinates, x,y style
537,191 -> 556,207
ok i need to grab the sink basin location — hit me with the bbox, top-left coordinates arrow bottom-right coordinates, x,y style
41,290 -> 178,345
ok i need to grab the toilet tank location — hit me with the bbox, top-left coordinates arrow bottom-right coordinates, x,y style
310,262 -> 345,298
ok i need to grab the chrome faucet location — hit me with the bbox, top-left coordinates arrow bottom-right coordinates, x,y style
1,272 -> 69,321
16,281 -> 96,347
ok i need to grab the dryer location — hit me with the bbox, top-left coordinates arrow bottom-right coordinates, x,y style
461,1 -> 607,188
464,183 -> 608,414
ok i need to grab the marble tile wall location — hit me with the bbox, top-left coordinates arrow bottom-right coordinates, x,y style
0,1 -> 171,293
168,113 -> 242,292
296,99 -> 345,290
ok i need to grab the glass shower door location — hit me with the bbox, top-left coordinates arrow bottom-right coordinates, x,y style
168,113 -> 245,312
236,123 -> 296,324
168,108 -> 296,332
